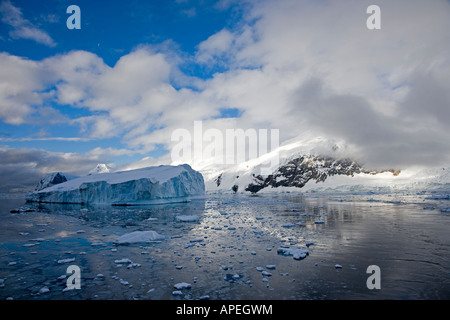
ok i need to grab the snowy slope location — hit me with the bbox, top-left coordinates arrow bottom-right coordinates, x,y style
88,164 -> 111,175
26,164 -> 205,205
201,135 -> 450,194
34,172 -> 68,191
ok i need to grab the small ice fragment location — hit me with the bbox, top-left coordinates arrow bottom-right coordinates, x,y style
262,271 -> 272,277
127,263 -> 141,269
277,247 -> 309,260
266,265 -> 276,270
314,220 -> 325,224
57,258 -> 75,264
114,231 -> 165,244
173,282 -> 192,290
175,215 -> 199,222
114,258 -> 133,264
335,264 -> 343,269
91,242 -> 107,247
256,267 -> 264,272
39,286 -> 50,294
172,290 -> 183,296
282,223 -> 295,228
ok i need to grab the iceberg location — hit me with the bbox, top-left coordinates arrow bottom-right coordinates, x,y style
26,164 -> 205,205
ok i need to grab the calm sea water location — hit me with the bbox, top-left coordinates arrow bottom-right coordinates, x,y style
0,191 -> 449,300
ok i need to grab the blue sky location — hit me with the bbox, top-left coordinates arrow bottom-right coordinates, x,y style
1,0 -> 450,192
0,0 -> 242,160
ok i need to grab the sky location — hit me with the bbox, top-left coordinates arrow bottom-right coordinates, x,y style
1,0 -> 450,193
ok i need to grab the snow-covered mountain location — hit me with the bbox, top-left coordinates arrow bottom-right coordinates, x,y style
88,163 -> 111,175
200,137 -> 449,194
34,172 -> 68,191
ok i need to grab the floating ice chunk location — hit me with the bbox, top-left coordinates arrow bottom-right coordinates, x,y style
314,220 -> 325,224
335,264 -> 343,269
256,267 -> 264,272
262,271 -> 272,277
176,215 -> 199,222
39,286 -> 50,294
281,223 -> 295,228
114,258 -> 133,264
91,242 -> 107,247
440,207 -> 450,213
127,263 -> 141,269
119,279 -> 129,286
172,290 -> 183,296
174,282 -> 192,290
23,243 -> 39,247
266,265 -> 276,270
277,247 -> 309,260
114,231 -> 165,244
57,258 -> 75,264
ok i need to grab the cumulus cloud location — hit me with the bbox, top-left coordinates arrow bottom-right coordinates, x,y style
1,0 -> 450,188
0,0 -> 56,47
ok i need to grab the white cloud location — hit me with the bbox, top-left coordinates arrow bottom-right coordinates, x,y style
2,0 -> 450,175
0,0 -> 56,47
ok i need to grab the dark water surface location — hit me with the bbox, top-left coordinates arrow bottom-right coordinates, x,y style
0,191 -> 449,300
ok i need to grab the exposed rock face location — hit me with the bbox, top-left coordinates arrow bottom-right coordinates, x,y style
34,172 -> 68,191
245,155 -> 398,193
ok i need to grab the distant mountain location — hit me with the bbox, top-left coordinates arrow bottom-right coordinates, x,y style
201,137 -> 448,194
88,164 -> 111,175
35,172 -> 67,191
244,155 -> 399,193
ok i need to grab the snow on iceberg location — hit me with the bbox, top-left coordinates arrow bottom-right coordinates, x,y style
113,231 -> 166,244
26,164 -> 205,205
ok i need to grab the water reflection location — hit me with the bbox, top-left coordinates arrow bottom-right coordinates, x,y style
0,192 -> 449,300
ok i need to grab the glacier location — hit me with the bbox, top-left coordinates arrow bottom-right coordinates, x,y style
26,164 -> 205,205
